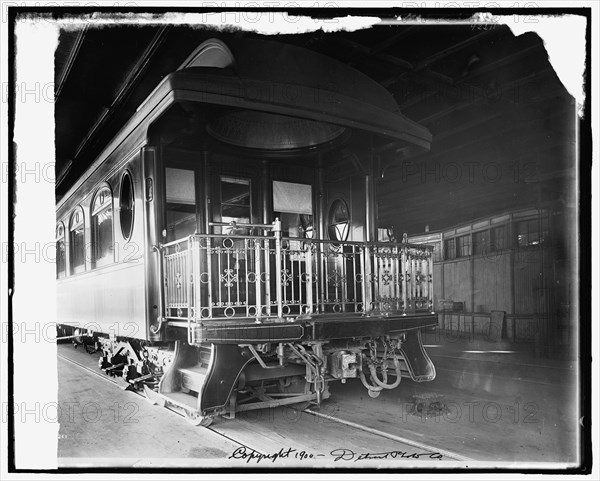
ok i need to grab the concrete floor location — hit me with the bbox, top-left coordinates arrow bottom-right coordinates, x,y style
326,332 -> 579,464
57,333 -> 580,468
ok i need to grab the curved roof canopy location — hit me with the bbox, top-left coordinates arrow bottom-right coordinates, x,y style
169,37 -> 432,152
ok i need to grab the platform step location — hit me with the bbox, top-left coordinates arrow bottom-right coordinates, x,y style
159,391 -> 198,411
179,364 -> 208,393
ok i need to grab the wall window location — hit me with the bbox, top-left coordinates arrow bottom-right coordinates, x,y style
444,238 -> 456,260
516,219 -> 547,247
456,234 -> 471,258
166,167 -> 196,242
220,176 -> 250,235
328,199 -> 350,242
273,181 -> 313,238
491,225 -> 507,251
69,208 -> 85,274
120,171 -> 134,240
56,223 -> 66,278
473,230 -> 488,255
91,186 -> 114,267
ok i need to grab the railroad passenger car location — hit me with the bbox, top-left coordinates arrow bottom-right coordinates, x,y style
56,37 -> 437,426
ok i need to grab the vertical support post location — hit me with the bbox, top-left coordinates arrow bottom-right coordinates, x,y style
394,245 -> 401,311
401,244 -> 408,315
187,237 -> 194,344
273,218 -> 283,319
254,239 -> 262,318
305,241 -> 313,315
206,237 -> 213,319
261,160 -> 271,225
316,157 -> 326,314
264,237 -> 272,316
202,152 -> 211,234
365,137 -> 378,243
363,244 -> 372,314
428,248 -> 434,312
319,246 -> 326,314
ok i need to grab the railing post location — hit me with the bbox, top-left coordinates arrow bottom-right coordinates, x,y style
273,218 -> 283,319
264,237 -> 271,316
187,236 -> 194,344
254,238 -> 262,318
363,244 -> 372,315
428,248 -> 434,312
206,237 -> 213,319
401,244 -> 408,315
319,244 -> 326,314
305,241 -> 314,315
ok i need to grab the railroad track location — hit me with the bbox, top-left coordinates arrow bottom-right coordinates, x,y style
58,350 -> 470,464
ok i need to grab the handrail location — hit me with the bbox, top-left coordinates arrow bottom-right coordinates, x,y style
209,219 -> 281,232
159,229 -> 435,327
151,245 -> 166,334
163,233 -> 434,251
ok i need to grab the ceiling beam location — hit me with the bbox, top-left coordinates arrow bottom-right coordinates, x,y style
370,26 -> 419,54
414,29 -> 498,72
456,41 -> 546,85
379,108 -> 574,193
399,66 -> 564,124
72,25 -> 171,161
382,29 -> 498,88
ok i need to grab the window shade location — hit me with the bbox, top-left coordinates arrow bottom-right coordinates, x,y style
273,181 -> 312,215
166,168 -> 195,205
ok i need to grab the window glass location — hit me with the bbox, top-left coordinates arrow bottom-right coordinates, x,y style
120,171 -> 134,240
456,234 -> 471,257
328,199 -> 349,242
69,209 -> 85,274
273,181 -> 313,238
166,168 -> 196,242
516,220 -> 529,247
445,238 -> 456,260
473,230 -> 487,255
516,219 -> 546,247
273,181 -> 312,215
92,186 -> 113,267
491,225 -> 507,251
56,223 -> 66,278
220,176 -> 250,235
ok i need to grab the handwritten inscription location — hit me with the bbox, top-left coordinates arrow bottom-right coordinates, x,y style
229,446 -> 443,464
229,446 -> 323,464
330,448 -> 443,462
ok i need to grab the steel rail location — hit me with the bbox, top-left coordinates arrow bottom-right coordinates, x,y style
58,351 -> 468,463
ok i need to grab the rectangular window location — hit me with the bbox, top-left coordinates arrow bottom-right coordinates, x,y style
92,188 -> 113,267
491,225 -> 507,251
165,168 -> 196,242
273,181 -> 313,238
56,238 -> 66,278
93,208 -> 113,265
456,234 -> 471,258
516,219 -> 546,247
444,238 -> 456,260
221,176 -> 251,235
473,230 -> 488,255
70,224 -> 85,274
273,181 -> 312,215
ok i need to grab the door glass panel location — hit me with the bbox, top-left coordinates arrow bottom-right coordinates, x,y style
165,167 -> 196,242
220,176 -> 251,235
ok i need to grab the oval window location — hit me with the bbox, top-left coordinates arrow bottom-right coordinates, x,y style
328,199 -> 350,242
120,171 -> 134,240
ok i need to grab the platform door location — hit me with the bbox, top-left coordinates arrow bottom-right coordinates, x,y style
208,174 -> 264,318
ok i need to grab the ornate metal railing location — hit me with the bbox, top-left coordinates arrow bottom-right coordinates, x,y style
156,220 -> 434,333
